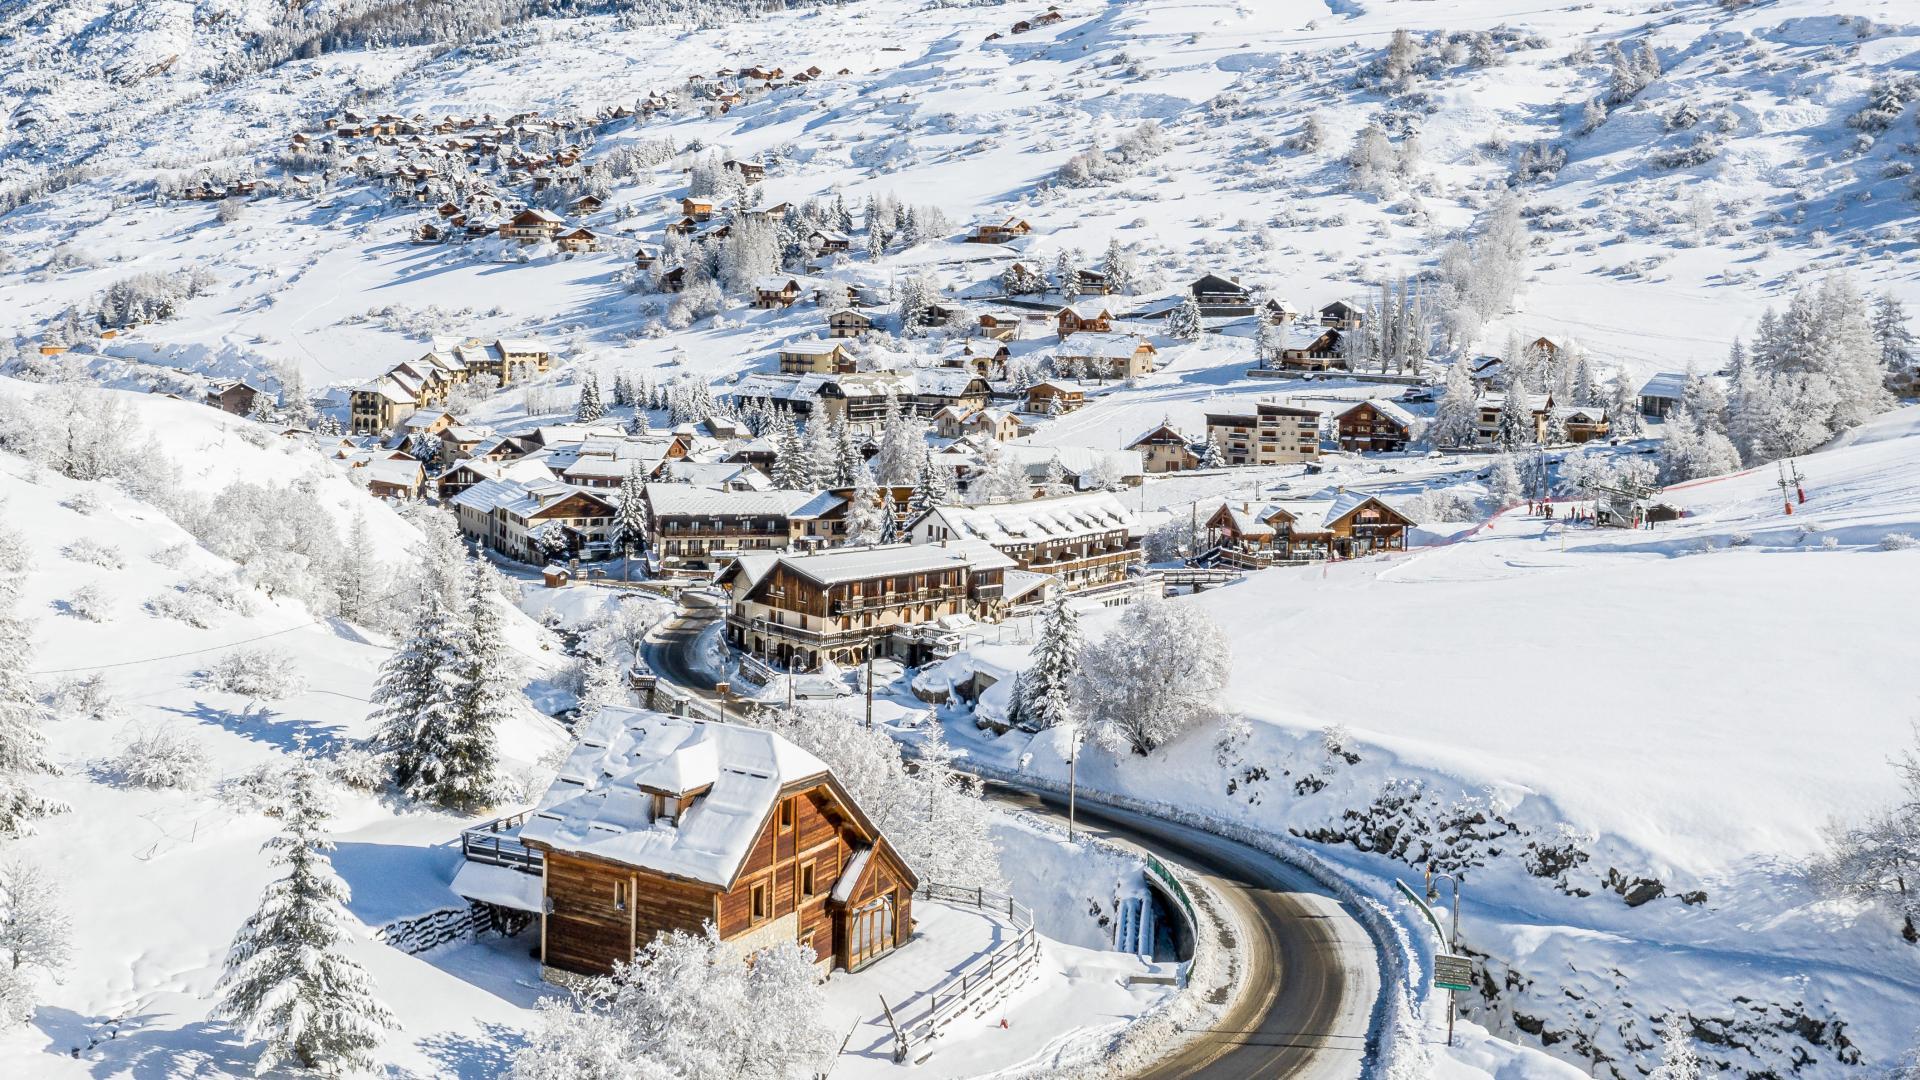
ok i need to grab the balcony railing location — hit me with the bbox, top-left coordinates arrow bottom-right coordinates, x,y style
460,810 -> 542,875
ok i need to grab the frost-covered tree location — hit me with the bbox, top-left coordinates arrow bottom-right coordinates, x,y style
511,926 -> 831,1080
872,392 -> 925,486
438,560 -> 518,810
1811,727 -> 1920,943
1198,439 -> 1226,470
842,465 -> 888,547
0,859 -> 71,1025
335,512 -> 385,628
1873,293 -> 1915,389
1648,1020 -> 1702,1080
759,706 -> 1000,888
1077,598 -> 1231,756
1658,406 -> 1740,483
1486,454 -> 1526,508
1020,598 -> 1080,732
576,370 -> 605,423
1608,370 -> 1644,438
1430,361 -> 1481,447
1494,390 -> 1535,449
1730,274 -> 1893,463
769,412 -> 809,490
0,521 -> 58,838
1100,238 -> 1138,295
614,462 -> 650,570
1167,296 -> 1205,341
214,755 -> 395,1073
972,442 -> 1031,504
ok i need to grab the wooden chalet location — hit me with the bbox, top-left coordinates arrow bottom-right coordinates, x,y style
753,276 -> 803,309
1127,423 -> 1202,473
1334,399 -> 1415,453
1189,273 -> 1254,316
1204,492 -> 1414,564
778,340 -> 855,375
967,216 -> 1032,244
454,707 -> 919,978
502,207 -> 565,244
827,308 -> 874,338
451,478 -> 619,563
720,542 -> 1014,671
722,158 -> 767,183
642,487 -> 818,568
1056,332 -> 1156,380
205,380 -> 265,416
1026,380 -> 1085,414
908,490 -> 1143,594
680,197 -> 717,221
555,227 -> 600,253
1319,300 -> 1363,330
1055,301 -> 1115,339
977,313 -> 1021,342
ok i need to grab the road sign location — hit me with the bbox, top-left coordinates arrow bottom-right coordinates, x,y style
1434,953 -> 1474,993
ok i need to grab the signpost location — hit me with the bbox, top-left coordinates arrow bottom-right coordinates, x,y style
1433,954 -> 1474,993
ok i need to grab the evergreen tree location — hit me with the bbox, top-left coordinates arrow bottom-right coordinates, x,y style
1430,361 -> 1482,448
1021,598 -> 1081,732
1608,369 -> 1644,437
801,419 -> 838,489
214,754 -> 395,1073
1494,389 -> 1535,449
1255,318 -> 1286,369
1873,293 -> 1915,387
842,465 -> 887,546
335,512 -> 384,628
770,412 -> 808,490
1570,354 -> 1599,406
1647,1020 -> 1702,1080
1486,454 -> 1526,508
1100,238 -> 1137,295
1198,439 -> 1226,469
576,370 -> 605,424
1167,296 -> 1205,341
437,561 -> 517,811
614,462 -> 650,569
370,522 -> 470,805
832,420 -> 862,488
1053,251 -> 1077,299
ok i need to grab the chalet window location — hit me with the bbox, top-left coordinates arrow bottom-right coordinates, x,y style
751,881 -> 769,922
780,798 -> 795,830
613,881 -> 627,911
800,861 -> 816,898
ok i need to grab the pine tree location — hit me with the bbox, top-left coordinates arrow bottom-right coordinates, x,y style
1021,598 -> 1081,732
214,755 -> 395,1073
1198,439 -> 1226,469
801,419 -> 838,489
1255,318 -> 1286,369
1430,361 -> 1482,448
371,522 -> 470,805
1100,238 -> 1137,295
770,412 -> 808,490
436,560 -> 520,811
1495,389 -> 1535,449
1608,369 -> 1644,437
1168,296 -> 1205,341
1486,454 -> 1526,508
842,465 -> 888,546
1647,1020 -> 1701,1080
1873,293 -> 1914,384
335,512 -> 384,628
576,370 -> 605,423
614,462 -> 650,569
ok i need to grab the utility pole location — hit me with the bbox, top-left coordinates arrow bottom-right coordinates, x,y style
864,647 -> 875,731
1066,728 -> 1082,843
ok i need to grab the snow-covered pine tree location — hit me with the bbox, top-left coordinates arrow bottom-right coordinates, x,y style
1167,295 -> 1205,341
437,560 -> 520,810
576,370 -> 605,424
335,512 -> 385,629
1647,1019 -> 1701,1080
770,412 -> 808,490
1873,293 -> 1915,388
842,465 -> 887,546
577,653 -> 627,714
1494,389 -> 1535,449
873,392 -> 924,486
1430,361 -> 1482,448
0,859 -> 71,1025
1486,454 -> 1526,508
801,418 -> 838,489
1101,238 -> 1137,295
614,461 -> 650,568
1570,353 -> 1598,406
369,521 -> 470,804
1021,597 -> 1081,732
1053,251 -> 1078,300
1198,439 -> 1226,469
214,754 -> 395,1072
1255,318 -> 1286,369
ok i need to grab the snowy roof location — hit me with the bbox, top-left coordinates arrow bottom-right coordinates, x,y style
753,275 -> 802,292
831,847 -> 873,903
354,377 -> 413,403
1639,372 -> 1689,400
995,443 -> 1144,481
917,490 -> 1139,545
779,339 -> 845,357
1059,300 -> 1115,320
361,457 -> 423,486
1056,332 -> 1152,360
728,541 -> 1014,589
517,708 -> 831,887
1340,398 -> 1417,428
643,486 -> 818,518
788,490 -> 851,519
497,337 -> 550,354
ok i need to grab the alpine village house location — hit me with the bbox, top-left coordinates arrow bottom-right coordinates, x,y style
453,707 -> 918,978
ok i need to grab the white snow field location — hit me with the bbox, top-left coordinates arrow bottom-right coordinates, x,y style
921,405 -> 1920,1078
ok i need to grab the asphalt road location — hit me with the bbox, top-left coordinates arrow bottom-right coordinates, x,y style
981,784 -> 1376,1080
646,612 -> 1379,1080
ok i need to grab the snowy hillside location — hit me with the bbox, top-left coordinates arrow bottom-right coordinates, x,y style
925,404 -> 1920,1078
2,0 -> 1919,400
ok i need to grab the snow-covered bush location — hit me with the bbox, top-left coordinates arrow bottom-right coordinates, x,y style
1077,597 -> 1232,756
63,584 -> 109,622
45,673 -> 120,724
145,587 -> 220,628
511,926 -> 832,1080
150,542 -> 191,569
201,648 -> 305,700
61,490 -> 99,515
1879,533 -> 1920,551
1399,488 -> 1481,522
61,538 -> 123,569
109,725 -> 212,790
325,744 -> 389,793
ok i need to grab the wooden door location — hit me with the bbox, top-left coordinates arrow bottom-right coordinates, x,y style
846,895 -> 896,970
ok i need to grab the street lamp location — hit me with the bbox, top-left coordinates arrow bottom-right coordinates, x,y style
1426,864 -> 1463,1047
1065,723 -> 1085,843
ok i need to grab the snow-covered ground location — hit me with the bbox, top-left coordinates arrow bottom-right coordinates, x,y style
909,405 -> 1920,1078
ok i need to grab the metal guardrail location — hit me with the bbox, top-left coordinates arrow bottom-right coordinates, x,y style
1142,853 -> 1197,930
885,883 -> 1040,1062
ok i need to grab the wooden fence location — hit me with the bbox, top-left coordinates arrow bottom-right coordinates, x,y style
883,883 -> 1041,1063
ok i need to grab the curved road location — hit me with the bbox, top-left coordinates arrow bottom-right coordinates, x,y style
645,611 -> 1379,1080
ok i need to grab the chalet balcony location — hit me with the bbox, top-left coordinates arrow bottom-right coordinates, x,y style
729,613 -> 885,647
461,810 -> 541,875
831,586 -> 966,614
